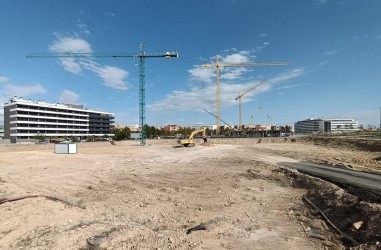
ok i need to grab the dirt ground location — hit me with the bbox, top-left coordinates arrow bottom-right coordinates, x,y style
0,137 -> 380,249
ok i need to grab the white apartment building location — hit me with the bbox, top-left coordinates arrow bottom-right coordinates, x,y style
3,97 -> 114,142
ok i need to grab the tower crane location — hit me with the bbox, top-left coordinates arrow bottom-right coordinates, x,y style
201,57 -> 288,135
249,107 -> 261,128
27,42 -> 178,146
250,106 -> 272,131
235,80 -> 268,130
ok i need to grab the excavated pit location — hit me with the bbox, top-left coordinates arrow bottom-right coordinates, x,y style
280,167 -> 381,249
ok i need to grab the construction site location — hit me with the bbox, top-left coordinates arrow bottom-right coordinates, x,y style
2,1 -> 381,249
1,47 -> 381,250
0,136 -> 380,249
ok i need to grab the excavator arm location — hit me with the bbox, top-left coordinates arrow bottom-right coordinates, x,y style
177,128 -> 207,147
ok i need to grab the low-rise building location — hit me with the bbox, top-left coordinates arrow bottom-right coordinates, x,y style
128,124 -> 140,132
113,124 -> 127,130
294,118 -> 358,134
3,96 -> 114,143
162,124 -> 179,132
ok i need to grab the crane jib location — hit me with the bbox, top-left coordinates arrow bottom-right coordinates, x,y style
27,44 -> 179,146
27,52 -> 178,59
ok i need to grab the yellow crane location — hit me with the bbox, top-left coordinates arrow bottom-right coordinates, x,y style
235,80 -> 269,130
201,58 -> 288,135
250,106 -> 272,130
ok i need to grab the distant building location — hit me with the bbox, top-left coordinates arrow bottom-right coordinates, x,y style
294,118 -> 358,134
162,124 -> 179,132
113,124 -> 140,132
3,96 -> 114,143
113,124 -> 127,130
128,124 -> 140,132
326,119 -> 358,133
0,128 -> 4,139
294,118 -> 323,133
191,122 -> 213,130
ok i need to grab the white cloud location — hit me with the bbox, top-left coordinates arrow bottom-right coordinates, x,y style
221,52 -> 250,64
49,36 -> 92,53
189,52 -> 255,85
5,83 -> 47,97
315,0 -> 329,5
324,49 -> 339,56
188,67 -> 214,85
0,80 -> 47,125
255,42 -> 270,52
318,61 -> 329,66
49,36 -> 129,90
184,50 -> 294,112
59,58 -> 83,74
260,33 -> 267,37
77,19 -> 91,36
0,76 -> 10,83
150,67 -> 304,113
221,68 -> 248,80
278,84 -> 299,89
266,68 -> 304,84
149,86 -> 215,112
59,89 -> 80,104
93,66 -> 129,90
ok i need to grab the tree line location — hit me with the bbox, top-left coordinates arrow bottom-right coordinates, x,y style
113,125 -> 213,141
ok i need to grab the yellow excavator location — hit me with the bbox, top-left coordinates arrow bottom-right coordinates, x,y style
177,127 -> 207,147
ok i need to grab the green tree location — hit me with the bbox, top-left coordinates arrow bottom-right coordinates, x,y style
113,127 -> 131,140
144,125 -> 158,138
33,133 -> 47,142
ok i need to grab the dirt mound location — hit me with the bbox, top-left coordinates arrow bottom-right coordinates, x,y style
300,137 -> 381,152
281,167 -> 381,249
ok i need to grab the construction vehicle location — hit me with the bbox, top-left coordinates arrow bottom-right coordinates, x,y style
177,128 -> 207,147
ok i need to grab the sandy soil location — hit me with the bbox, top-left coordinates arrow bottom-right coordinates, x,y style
0,138 -> 380,249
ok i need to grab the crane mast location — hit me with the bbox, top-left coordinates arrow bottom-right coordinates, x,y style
27,43 -> 178,146
216,58 -> 221,136
235,80 -> 269,130
201,57 -> 288,135
139,43 -> 146,144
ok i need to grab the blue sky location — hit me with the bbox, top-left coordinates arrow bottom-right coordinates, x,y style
1,0 -> 380,128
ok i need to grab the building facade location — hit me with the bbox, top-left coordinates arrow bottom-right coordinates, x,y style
294,118 -> 358,134
3,97 -> 114,142
324,119 -> 358,133
162,124 -> 179,132
294,118 -> 323,133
